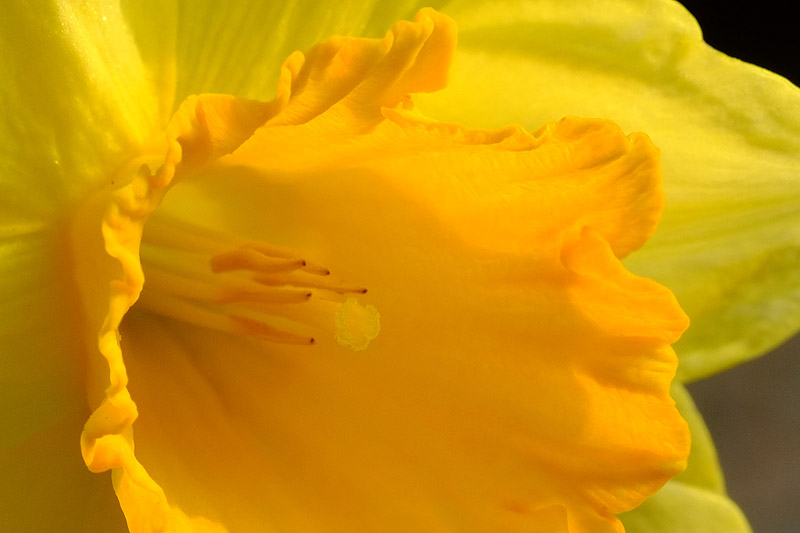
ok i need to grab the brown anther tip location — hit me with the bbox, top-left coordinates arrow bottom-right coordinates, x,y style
359,288 -> 368,294
309,337 -> 316,345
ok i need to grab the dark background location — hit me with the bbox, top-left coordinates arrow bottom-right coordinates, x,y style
679,2 -> 798,85
678,2 -> 799,532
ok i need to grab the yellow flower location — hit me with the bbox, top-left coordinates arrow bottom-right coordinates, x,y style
0,1 -> 796,532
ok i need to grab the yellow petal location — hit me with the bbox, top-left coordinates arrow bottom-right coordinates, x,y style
169,0 -> 433,102
0,409 -> 126,531
620,481 -> 751,533
0,1 -> 167,217
420,0 -> 800,380
103,9 -> 690,531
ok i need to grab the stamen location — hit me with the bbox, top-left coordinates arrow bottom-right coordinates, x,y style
253,271 -> 368,295
139,213 -> 238,255
210,248 -> 305,274
231,316 -> 316,345
136,213 -> 379,349
137,290 -> 315,345
216,288 -> 312,305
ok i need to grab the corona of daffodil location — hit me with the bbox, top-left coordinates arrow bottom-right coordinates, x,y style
1,1 -> 798,533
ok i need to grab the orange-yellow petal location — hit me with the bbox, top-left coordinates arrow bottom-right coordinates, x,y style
83,9 -> 691,532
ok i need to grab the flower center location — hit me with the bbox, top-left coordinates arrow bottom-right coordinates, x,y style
135,212 -> 380,350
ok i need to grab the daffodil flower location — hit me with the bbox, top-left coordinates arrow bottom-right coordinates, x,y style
1,1 -> 797,532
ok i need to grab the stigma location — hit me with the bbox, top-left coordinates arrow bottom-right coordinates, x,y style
135,212 -> 380,350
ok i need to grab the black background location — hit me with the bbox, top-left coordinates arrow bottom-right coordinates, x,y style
679,1 -> 798,84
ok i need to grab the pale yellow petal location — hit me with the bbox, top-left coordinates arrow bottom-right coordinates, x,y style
0,410 -> 126,532
0,1 -> 167,218
170,0 -> 435,102
620,481 -> 751,533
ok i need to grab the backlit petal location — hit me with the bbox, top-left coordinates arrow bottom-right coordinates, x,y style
169,0 -> 433,102
0,0 -> 166,217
